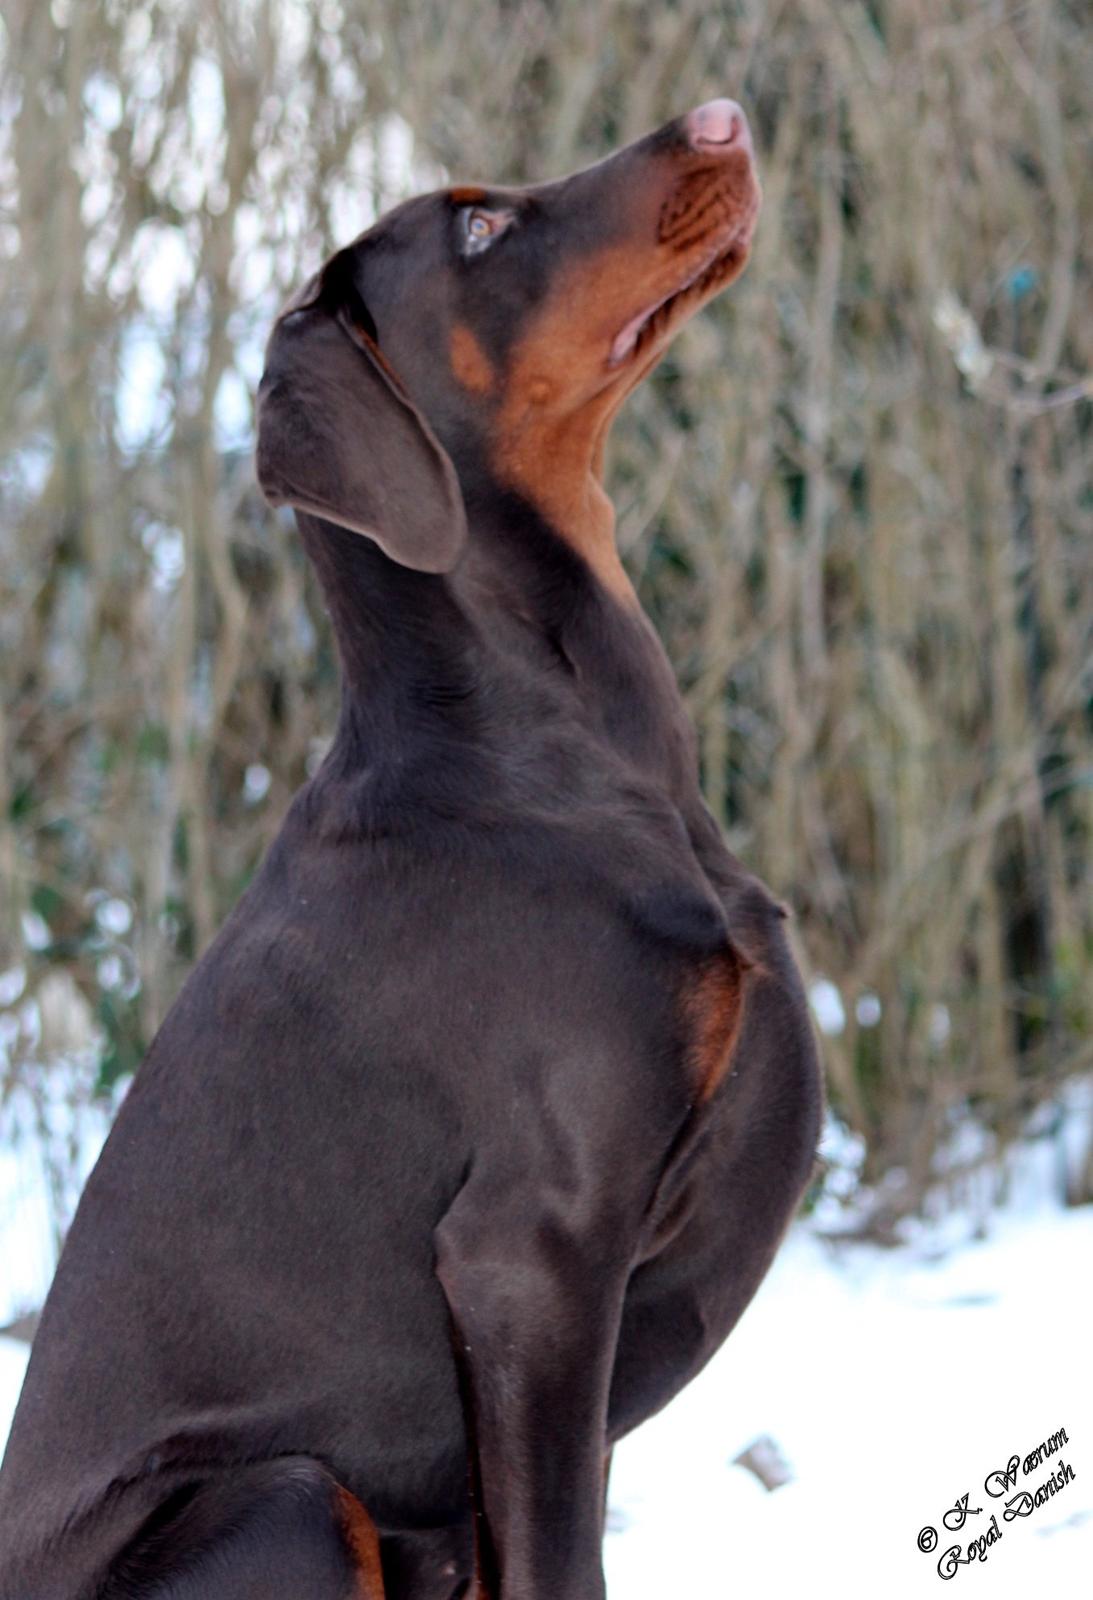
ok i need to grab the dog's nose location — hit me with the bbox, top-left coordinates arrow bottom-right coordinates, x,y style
685,98 -> 751,153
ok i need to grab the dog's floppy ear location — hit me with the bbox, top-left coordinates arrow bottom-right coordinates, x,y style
256,246 -> 467,574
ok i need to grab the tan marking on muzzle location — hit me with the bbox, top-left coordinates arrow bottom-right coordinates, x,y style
489,159 -> 755,603
490,242 -> 661,604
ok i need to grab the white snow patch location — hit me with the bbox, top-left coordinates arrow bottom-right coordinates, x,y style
809,976 -> 846,1035
604,1200 -> 1093,1597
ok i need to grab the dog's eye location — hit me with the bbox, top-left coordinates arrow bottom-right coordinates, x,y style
459,207 -> 511,256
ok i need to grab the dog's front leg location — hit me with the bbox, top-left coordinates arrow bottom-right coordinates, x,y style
435,1182 -> 627,1600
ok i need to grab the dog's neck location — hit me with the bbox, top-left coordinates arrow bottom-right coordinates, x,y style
297,512 -> 480,716
298,483 -> 695,806
484,414 -> 636,606
452,480 -> 699,802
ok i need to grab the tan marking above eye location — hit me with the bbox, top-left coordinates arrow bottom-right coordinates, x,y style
450,323 -> 495,395
450,185 -> 487,205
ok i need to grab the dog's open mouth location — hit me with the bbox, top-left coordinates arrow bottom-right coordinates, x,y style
607,225 -> 752,369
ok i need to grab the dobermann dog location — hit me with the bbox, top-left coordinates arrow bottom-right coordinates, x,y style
0,99 -> 821,1599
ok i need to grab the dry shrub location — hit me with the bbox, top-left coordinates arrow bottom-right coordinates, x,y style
1,0 -> 1090,1222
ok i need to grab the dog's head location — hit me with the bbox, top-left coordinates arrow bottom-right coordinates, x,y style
257,100 -> 760,589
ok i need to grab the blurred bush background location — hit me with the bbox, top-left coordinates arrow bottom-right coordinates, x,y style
1,0 -> 1091,1290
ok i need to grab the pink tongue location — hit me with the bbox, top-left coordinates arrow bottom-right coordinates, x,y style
608,306 -> 654,367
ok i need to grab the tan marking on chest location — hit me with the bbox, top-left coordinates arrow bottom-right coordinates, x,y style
335,1485 -> 386,1598
683,946 -> 747,1104
450,323 -> 496,395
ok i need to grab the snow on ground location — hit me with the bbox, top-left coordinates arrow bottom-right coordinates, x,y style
0,1338 -> 27,1446
603,1204 -> 1093,1599
1,1110 -> 1091,1597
